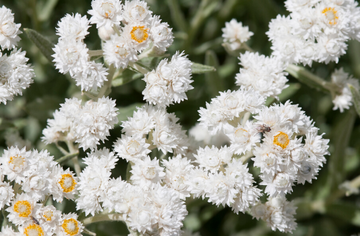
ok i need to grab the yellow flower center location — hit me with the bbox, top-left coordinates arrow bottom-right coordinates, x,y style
14,200 -> 32,217
322,7 -> 338,25
8,155 -> 26,171
101,2 -> 114,18
116,45 -> 128,58
59,174 -> 76,193
62,218 -> 79,236
273,131 -> 290,149
24,224 -> 44,236
43,210 -> 54,221
130,26 -> 149,43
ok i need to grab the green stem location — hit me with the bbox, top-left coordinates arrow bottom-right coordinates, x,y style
55,142 -> 69,155
239,151 -> 254,163
1,208 -> 8,228
88,50 -> 104,58
130,62 -> 150,74
66,141 -> 81,176
81,213 -> 124,226
56,152 -> 79,164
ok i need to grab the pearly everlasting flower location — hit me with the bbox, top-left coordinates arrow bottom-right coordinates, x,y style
113,134 -> 151,162
35,205 -> 62,234
198,88 -> 265,134
0,146 -> 31,184
0,180 -> 14,209
121,105 -> 155,137
235,52 -> 288,98
49,166 -> 77,202
88,0 -> 123,28
122,0 -> 152,24
0,6 -> 21,49
162,155 -> 193,199
149,15 -> 174,53
56,13 -> 90,41
58,213 -> 84,236
123,22 -> 152,52
0,49 -> 35,104
130,156 -> 165,187
251,195 -> 297,233
194,146 -> 233,173
6,193 -> 40,226
77,148 -> 117,215
104,34 -> 138,68
330,68 -> 360,112
19,222 -> 48,236
222,19 -> 253,51
189,122 -> 230,147
143,51 -> 193,107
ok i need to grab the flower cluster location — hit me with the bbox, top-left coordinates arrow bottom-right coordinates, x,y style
222,19 -> 253,51
142,51 -> 193,107
0,146 -> 82,236
0,6 -> 34,104
42,96 -> 118,151
268,0 -> 360,65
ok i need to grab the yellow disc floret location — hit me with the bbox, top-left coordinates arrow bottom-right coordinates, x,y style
59,174 -> 76,193
62,218 -> 79,236
322,7 -> 338,25
14,200 -> 32,217
273,131 -> 290,149
130,26 -> 149,43
24,224 -> 44,236
43,210 -> 54,221
8,154 -> 26,171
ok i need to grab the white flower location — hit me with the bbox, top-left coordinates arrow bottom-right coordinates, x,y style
235,51 -> 288,98
104,34 -> 138,68
49,166 -> 77,202
88,0 -> 123,28
162,155 -> 193,199
0,226 -> 21,236
0,6 -> 21,49
122,0 -> 152,23
19,222 -> 48,236
113,134 -> 151,162
0,180 -> 14,209
72,97 -> 119,150
143,51 -> 193,107
130,156 -> 165,187
121,104 -> 155,137
56,13 -> 90,41
330,68 -> 360,112
149,15 -> 174,53
0,146 -> 31,184
35,205 -> 62,234
0,49 -> 34,104
123,21 -> 152,52
194,146 -> 233,173
6,193 -> 40,226
57,213 -> 84,236
222,19 -> 253,50
73,61 -> 108,91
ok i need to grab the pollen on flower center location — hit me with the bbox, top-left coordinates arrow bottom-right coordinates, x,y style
24,224 -> 44,236
322,7 -> 338,25
14,200 -> 32,217
130,26 -> 149,43
101,2 -> 114,18
273,131 -> 290,149
62,218 -> 79,236
59,174 -> 76,193
8,154 -> 26,171
43,210 -> 54,221
115,45 -> 128,58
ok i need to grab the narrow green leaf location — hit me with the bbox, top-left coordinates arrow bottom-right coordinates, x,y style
112,69 -> 143,87
24,28 -> 54,63
25,96 -> 62,121
349,84 -> 360,117
166,0 -> 188,32
205,50 -> 223,97
191,62 -> 216,74
286,64 -> 331,94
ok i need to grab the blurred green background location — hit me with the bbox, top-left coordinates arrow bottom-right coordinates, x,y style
1,0 -> 360,235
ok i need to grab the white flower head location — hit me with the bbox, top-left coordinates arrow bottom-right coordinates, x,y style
88,0 -> 123,28
0,6 -> 21,49
0,49 -> 35,104
58,213 -> 84,236
0,146 -> 31,184
113,134 -> 150,162
130,156 -> 165,187
49,166 -> 77,202
122,0 -> 152,23
194,146 -> 233,173
0,180 -> 14,209
123,22 -> 151,52
222,19 -> 253,51
6,193 -> 40,226
104,34 -> 138,69
150,15 -> 174,53
56,13 -> 90,41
